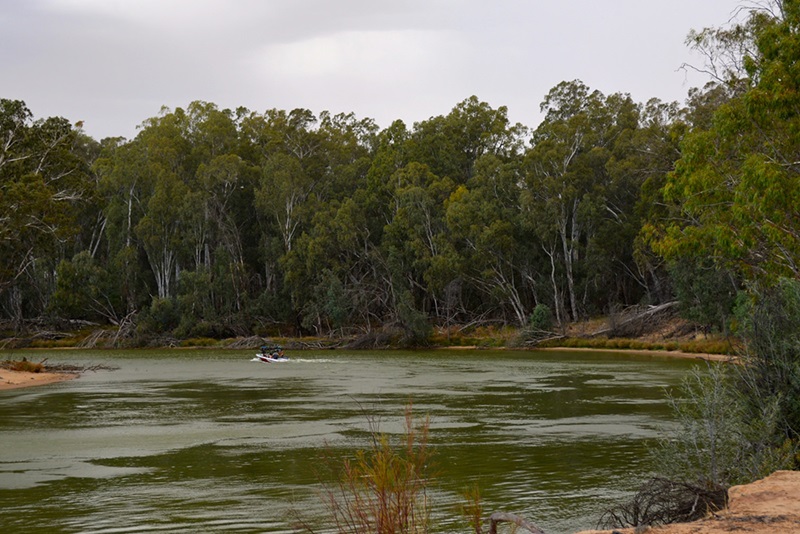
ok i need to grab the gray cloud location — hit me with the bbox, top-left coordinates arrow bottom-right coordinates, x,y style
1,0 -> 744,140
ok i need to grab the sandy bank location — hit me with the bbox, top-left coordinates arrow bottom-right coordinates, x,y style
436,346 -> 732,361
539,346 -> 734,362
0,369 -> 78,391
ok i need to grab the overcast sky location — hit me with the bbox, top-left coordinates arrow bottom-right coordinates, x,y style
2,0 -> 746,141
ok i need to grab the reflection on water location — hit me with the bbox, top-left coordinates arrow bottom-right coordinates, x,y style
0,349 -> 698,533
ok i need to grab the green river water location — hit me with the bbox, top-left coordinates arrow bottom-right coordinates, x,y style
0,349 -> 700,533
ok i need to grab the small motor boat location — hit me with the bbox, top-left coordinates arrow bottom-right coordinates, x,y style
255,345 -> 288,363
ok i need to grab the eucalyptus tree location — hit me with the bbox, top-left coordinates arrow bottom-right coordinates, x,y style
629,98 -> 689,303
280,112 -> 379,332
286,197 -> 376,333
187,107 -> 256,317
651,0 -> 800,286
522,81 -> 645,321
579,92 -> 649,310
135,171 -> 191,300
0,99 -> 96,324
445,154 -> 533,325
407,96 -> 526,184
251,108 -> 323,282
374,98 -> 528,327
316,111 -> 378,199
522,81 -> 599,322
94,102 -> 255,327
105,109 -> 192,303
382,162 -> 455,320
181,102 -> 249,269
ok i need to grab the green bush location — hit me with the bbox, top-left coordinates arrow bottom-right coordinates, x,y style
137,297 -> 181,335
654,363 -> 794,488
397,291 -> 432,347
528,304 -> 554,331
735,278 -> 800,443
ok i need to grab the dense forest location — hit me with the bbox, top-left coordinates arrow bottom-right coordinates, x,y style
2,1 -> 799,346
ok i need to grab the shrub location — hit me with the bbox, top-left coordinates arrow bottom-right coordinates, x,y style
297,405 -> 434,534
180,337 -> 218,347
137,297 -> 181,335
654,360 -> 796,489
528,304 -> 554,331
397,291 -> 432,347
735,278 -> 800,444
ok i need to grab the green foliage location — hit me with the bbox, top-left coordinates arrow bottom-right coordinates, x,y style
137,297 -> 181,335
8,0 -> 793,341
652,277 -> 800,502
0,88 -> 677,337
650,2 -> 800,285
654,363 -> 795,489
0,99 -> 99,325
528,304 -> 554,331
396,291 -> 432,347
51,251 -> 123,323
301,269 -> 351,335
669,259 -> 739,332
735,277 -> 800,440
523,81 -> 648,322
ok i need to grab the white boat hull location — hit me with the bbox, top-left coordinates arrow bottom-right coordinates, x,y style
254,354 -> 289,363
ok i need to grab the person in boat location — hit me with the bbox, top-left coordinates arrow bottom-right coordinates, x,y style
260,345 -> 285,359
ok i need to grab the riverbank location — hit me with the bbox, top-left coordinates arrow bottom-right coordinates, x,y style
578,470 -> 800,534
0,368 -> 78,390
0,306 -> 736,357
539,346 -> 734,362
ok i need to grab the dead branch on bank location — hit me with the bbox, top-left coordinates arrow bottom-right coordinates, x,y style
591,301 -> 679,338
522,331 -> 565,347
291,339 -> 345,350
486,512 -> 546,534
225,336 -> 270,350
38,312 -> 138,349
0,358 -> 116,374
597,477 -> 728,530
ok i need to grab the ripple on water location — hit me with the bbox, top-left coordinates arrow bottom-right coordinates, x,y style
0,349 -> 699,533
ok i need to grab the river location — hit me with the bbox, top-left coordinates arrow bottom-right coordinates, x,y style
0,349 -> 700,533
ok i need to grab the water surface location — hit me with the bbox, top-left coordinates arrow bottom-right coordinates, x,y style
0,349 -> 699,533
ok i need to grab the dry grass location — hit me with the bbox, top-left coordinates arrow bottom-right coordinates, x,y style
1,358 -> 45,373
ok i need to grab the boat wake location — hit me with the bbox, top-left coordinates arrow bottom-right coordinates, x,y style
250,358 -> 337,363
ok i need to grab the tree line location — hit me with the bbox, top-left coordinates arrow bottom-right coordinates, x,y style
2,1 -> 798,345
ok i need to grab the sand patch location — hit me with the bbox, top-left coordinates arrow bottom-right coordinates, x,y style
0,369 -> 78,390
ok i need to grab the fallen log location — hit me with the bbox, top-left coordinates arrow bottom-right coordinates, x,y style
589,301 -> 679,338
